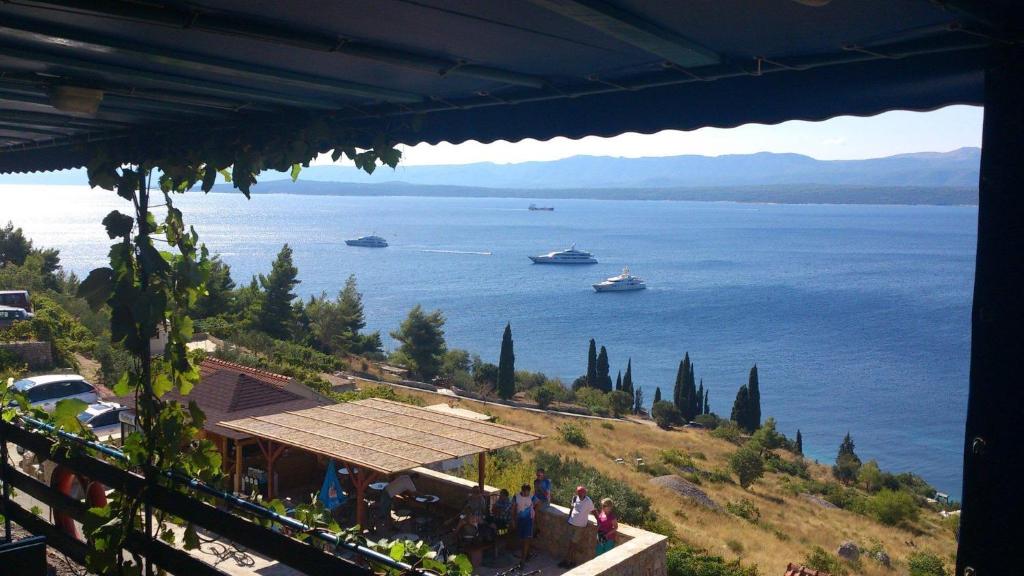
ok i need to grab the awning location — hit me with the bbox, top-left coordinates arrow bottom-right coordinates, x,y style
219,398 -> 542,475
0,0 -> 1012,173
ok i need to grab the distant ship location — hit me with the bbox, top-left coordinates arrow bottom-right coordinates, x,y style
529,203 -> 554,211
593,267 -> 646,292
345,235 -> 388,248
529,244 -> 597,264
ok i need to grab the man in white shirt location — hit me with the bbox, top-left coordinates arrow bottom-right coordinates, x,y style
559,485 -> 596,568
514,483 -> 535,562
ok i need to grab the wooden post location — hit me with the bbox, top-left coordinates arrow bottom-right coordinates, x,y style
957,45 -> 1024,576
477,452 -> 486,489
233,439 -> 243,494
349,465 -> 379,530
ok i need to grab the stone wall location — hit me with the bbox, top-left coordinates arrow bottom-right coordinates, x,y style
0,341 -> 53,370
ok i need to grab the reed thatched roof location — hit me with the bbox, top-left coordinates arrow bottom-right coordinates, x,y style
219,398 -> 543,474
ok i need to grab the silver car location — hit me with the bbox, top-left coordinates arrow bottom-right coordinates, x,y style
13,374 -> 98,412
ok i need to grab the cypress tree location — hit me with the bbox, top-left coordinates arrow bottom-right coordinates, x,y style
696,380 -> 704,416
703,388 -> 710,415
596,346 -> 612,392
682,359 -> 699,420
633,388 -> 643,414
586,339 -> 597,388
615,371 -> 622,391
622,358 -> 634,396
796,429 -> 803,455
674,353 -> 691,413
731,385 -> 751,431
654,387 -> 662,404
497,323 -> 516,399
748,364 -> 761,430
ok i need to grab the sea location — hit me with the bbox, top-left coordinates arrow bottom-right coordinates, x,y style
3,186 -> 976,496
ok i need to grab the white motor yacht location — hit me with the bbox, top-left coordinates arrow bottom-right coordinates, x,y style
593,267 -> 646,292
528,243 -> 597,264
345,235 -> 388,248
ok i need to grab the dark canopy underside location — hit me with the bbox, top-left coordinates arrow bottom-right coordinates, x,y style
0,0 -> 1019,173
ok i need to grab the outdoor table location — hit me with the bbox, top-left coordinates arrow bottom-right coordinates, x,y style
415,495 -> 440,505
369,482 -> 388,491
392,532 -> 420,542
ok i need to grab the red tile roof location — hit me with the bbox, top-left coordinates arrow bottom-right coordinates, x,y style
121,357 -> 327,439
785,564 -> 832,576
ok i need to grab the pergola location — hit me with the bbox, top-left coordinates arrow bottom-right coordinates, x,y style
220,398 -> 542,527
0,1 -> 1020,572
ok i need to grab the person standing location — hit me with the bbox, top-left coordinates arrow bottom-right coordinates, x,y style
514,484 -> 535,563
532,468 -> 551,509
595,498 -> 618,555
559,486 -> 595,568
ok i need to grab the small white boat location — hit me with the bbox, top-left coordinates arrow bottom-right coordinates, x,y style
529,243 -> 597,264
345,235 -> 388,248
593,267 -> 646,292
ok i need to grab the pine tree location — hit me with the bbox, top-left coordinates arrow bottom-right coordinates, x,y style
696,380 -> 704,416
796,429 -> 803,455
390,305 -> 447,381
654,387 -> 662,404
838,432 -> 856,457
256,244 -> 300,339
748,364 -> 762,430
703,388 -> 710,415
622,358 -> 634,396
731,385 -> 752,431
596,346 -> 612,392
586,339 -> 598,388
497,323 -> 516,399
615,371 -> 622,391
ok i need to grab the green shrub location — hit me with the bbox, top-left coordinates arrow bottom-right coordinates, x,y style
600,421 -> 615,430
693,414 -> 720,429
711,420 -> 743,444
608,389 -> 633,417
907,552 -> 949,576
557,422 -> 589,447
707,467 -> 734,484
660,449 -> 695,469
867,489 -> 919,526
666,544 -> 759,576
575,387 -> 611,416
651,401 -> 682,428
765,453 -> 810,479
530,381 -> 566,408
533,451 -> 657,528
803,546 -> 848,576
726,498 -> 761,523
335,385 -> 424,406
729,446 -> 764,489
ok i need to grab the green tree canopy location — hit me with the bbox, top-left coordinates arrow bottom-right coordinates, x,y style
497,322 -> 515,399
731,384 -> 752,432
748,364 -> 761,430
652,401 -> 682,429
390,304 -> 447,381
833,432 -> 862,484
194,255 -> 236,319
730,446 -> 765,489
255,244 -> 300,339
622,358 -> 634,396
796,429 -> 803,455
654,387 -> 662,404
586,338 -> 597,388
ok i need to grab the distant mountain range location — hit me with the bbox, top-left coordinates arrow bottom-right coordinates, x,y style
1,148 -> 979,205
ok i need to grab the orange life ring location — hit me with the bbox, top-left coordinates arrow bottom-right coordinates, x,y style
51,465 -> 108,541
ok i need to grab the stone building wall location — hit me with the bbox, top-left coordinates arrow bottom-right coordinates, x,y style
0,341 -> 53,370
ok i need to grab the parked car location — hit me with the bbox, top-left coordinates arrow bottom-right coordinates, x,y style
0,305 -> 33,328
12,374 -> 98,412
0,290 -> 32,312
77,401 -> 128,439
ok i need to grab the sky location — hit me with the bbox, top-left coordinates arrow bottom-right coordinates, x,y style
328,105 -> 983,167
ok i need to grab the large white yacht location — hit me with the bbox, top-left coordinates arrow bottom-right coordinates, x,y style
528,244 -> 597,264
345,235 -> 388,248
593,267 -> 646,292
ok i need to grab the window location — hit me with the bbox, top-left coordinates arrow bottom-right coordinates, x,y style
89,411 -> 120,428
26,384 -> 55,403
68,381 -> 94,395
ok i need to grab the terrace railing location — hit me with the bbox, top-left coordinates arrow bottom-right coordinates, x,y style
0,417 -> 424,576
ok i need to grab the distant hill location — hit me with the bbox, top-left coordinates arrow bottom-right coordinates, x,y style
258,147 -> 981,189
216,181 -> 976,206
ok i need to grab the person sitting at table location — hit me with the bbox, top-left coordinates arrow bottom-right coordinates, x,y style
453,486 -> 491,540
381,472 -> 419,528
486,488 -> 513,532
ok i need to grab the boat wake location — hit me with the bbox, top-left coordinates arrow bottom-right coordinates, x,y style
418,249 -> 493,256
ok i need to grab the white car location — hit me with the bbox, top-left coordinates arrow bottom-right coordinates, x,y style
77,401 -> 128,439
13,374 -> 98,412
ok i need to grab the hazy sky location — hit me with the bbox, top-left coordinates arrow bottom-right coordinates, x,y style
354,105 -> 983,166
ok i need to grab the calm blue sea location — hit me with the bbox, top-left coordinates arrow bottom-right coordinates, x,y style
4,186 -> 976,496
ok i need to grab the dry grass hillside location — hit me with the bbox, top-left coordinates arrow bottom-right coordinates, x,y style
379,384 -> 957,576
